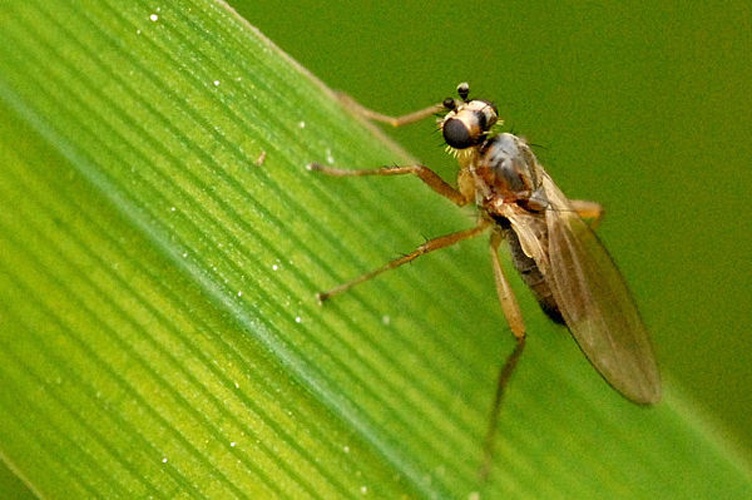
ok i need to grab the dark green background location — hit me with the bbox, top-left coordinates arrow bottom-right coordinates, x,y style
234,2 -> 751,456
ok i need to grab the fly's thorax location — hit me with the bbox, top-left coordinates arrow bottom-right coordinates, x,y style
479,133 -> 543,200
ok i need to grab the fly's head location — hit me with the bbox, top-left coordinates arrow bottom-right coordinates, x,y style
440,82 -> 502,155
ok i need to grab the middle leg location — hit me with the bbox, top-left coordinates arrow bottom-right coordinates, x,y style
317,224 -> 487,302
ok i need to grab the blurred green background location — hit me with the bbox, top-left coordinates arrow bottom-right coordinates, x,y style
234,0 -> 752,455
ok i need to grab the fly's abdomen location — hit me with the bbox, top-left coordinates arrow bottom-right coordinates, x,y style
507,229 -> 564,324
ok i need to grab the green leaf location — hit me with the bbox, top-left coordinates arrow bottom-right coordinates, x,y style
0,0 -> 749,497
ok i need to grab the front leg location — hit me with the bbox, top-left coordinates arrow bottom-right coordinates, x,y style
307,163 -> 471,207
335,91 -> 443,127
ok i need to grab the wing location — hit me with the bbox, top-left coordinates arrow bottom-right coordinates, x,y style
538,171 -> 660,404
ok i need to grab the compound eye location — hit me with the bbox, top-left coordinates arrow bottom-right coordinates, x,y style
442,99 -> 497,149
443,117 -> 474,149
442,97 -> 456,110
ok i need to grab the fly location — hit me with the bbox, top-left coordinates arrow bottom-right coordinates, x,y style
307,82 -> 660,475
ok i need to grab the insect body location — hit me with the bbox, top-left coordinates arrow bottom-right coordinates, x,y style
308,83 -> 660,471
